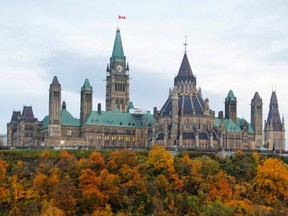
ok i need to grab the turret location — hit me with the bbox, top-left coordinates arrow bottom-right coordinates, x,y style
106,28 -> 130,112
225,90 -> 237,124
264,91 -> 285,150
48,76 -> 61,137
251,92 -> 263,148
80,79 -> 93,124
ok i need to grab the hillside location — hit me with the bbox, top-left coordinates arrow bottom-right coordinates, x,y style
0,148 -> 288,215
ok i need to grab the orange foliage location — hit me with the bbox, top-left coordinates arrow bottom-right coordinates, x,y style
60,150 -> 74,159
39,150 -> 51,159
0,159 -> 7,180
79,168 -> 106,209
108,149 -> 137,170
255,158 -> 288,205
208,171 -> 234,202
225,199 -> 254,215
87,151 -> 106,172
33,173 -> 48,196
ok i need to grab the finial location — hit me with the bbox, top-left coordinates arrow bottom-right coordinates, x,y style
183,32 -> 188,53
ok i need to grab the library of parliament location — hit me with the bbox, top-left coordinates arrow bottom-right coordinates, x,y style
7,28 -> 286,151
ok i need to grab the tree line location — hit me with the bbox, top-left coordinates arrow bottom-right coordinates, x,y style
0,147 -> 288,215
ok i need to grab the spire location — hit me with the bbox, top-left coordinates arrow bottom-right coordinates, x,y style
252,92 -> 262,102
110,29 -> 126,65
183,33 -> 188,53
174,53 -> 196,85
51,76 -> 60,87
126,62 -> 129,71
225,90 -> 236,102
81,79 -> 92,90
266,91 -> 282,131
269,91 -> 278,109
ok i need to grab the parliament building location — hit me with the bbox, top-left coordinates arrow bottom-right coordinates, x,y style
7,28 -> 286,151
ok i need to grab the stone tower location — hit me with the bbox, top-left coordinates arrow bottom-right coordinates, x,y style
225,90 -> 237,124
106,28 -> 130,112
48,76 -> 61,137
80,79 -> 93,124
264,91 -> 285,150
251,92 -> 263,148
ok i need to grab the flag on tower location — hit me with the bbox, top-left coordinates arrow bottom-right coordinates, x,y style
118,15 -> 126,19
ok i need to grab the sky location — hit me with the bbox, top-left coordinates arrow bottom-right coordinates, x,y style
1,0 -> 288,146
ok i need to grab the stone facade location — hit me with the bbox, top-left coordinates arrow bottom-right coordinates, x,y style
264,91 -> 285,151
7,107 -> 40,147
151,50 -> 285,150
6,28 -> 286,150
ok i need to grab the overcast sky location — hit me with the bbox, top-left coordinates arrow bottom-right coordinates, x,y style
1,1 -> 288,144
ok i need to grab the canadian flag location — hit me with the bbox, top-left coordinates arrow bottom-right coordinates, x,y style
118,15 -> 126,19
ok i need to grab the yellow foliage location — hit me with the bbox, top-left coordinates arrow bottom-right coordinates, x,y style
190,159 -> 203,185
255,158 -> 288,205
147,146 -> 175,174
10,175 -> 26,201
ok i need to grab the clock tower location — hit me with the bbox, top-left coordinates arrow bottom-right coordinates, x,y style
106,28 -> 130,112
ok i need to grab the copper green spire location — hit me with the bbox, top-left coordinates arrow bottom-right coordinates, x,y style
225,90 -> 236,102
110,28 -> 126,64
81,78 -> 92,90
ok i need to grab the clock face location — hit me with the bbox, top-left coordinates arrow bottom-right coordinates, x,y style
116,65 -> 123,73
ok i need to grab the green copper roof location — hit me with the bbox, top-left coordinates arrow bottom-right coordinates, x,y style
215,117 -> 254,133
41,108 -> 80,129
224,118 -> 242,132
85,110 -> 136,127
61,109 -> 81,126
237,118 -> 254,133
41,115 -> 49,129
84,109 -> 154,128
110,29 -> 126,64
225,90 -> 236,102
82,79 -> 92,90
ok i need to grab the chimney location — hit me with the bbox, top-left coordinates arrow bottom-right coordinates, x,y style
98,103 -> 101,114
218,111 -> 223,119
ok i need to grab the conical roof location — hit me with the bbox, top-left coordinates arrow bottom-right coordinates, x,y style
110,29 -> 126,64
225,90 -> 236,102
51,76 -> 60,87
174,53 -> 196,85
252,92 -> 261,101
266,91 -> 282,131
82,79 -> 92,90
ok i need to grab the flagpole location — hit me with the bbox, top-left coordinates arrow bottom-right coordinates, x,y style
117,16 -> 119,29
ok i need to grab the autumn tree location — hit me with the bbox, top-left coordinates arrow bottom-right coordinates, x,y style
87,151 -> 106,172
108,149 -> 137,171
79,168 -> 106,214
147,146 -> 175,175
57,151 -> 79,178
52,175 -> 77,216
254,158 -> 288,206
0,159 -> 9,211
